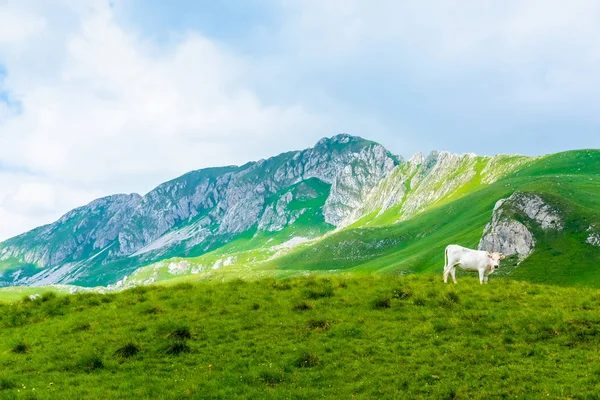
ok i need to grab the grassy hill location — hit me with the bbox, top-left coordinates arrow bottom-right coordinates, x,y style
1,275 -> 600,399
115,149 -> 600,289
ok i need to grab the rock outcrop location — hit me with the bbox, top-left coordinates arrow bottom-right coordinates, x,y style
479,192 -> 562,261
345,151 -> 532,225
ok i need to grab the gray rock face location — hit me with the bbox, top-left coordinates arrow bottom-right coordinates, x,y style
479,192 -> 562,261
0,194 -> 142,267
505,192 -> 563,231
0,134 -> 399,286
346,150 -> 490,225
587,226 -> 600,246
479,199 -> 535,259
587,234 -> 600,246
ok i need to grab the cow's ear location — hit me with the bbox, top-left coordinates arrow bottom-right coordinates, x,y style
487,253 -> 492,259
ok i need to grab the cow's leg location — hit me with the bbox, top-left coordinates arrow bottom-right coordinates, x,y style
478,269 -> 485,284
484,274 -> 489,284
443,264 -> 452,283
450,267 -> 457,284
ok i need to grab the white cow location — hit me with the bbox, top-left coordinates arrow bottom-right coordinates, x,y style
443,244 -> 505,284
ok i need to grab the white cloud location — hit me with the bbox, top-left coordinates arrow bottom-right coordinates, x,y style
0,5 -> 46,44
0,171 -> 103,239
1,0 -> 599,241
0,1 -> 351,240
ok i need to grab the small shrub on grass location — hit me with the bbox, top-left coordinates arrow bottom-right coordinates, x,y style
258,369 -> 285,386
100,295 -> 114,304
21,295 -> 33,303
59,296 -> 71,305
165,342 -> 191,355
0,377 -> 16,390
41,292 -> 56,302
168,326 -> 192,340
71,322 -> 91,332
293,301 -> 314,311
373,296 -> 392,309
42,302 -> 65,317
305,286 -> 334,300
273,282 -> 292,291
338,327 -> 363,338
129,286 -> 149,295
77,355 -> 104,372
392,288 -> 412,300
294,352 -> 320,368
173,282 -> 194,291
413,297 -> 426,306
446,292 -> 460,303
114,342 -> 141,358
140,304 -> 164,314
307,319 -> 330,330
11,341 -> 30,354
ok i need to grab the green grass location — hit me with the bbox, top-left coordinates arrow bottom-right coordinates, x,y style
1,275 -> 600,398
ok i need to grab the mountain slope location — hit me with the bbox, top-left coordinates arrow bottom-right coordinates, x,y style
125,149 -> 599,289
267,150 -> 600,286
0,134 -> 399,287
1,134 -> 598,290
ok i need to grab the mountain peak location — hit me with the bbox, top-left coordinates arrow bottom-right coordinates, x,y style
315,133 -> 366,147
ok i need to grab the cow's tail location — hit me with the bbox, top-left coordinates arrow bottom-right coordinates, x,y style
443,246 -> 448,272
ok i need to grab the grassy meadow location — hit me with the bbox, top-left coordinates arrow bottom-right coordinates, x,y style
1,274 -> 600,399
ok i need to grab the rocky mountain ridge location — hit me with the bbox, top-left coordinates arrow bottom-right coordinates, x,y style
0,134 -> 400,286
3,134 -> 593,290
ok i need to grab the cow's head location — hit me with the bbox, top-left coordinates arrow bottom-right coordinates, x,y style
487,252 -> 504,270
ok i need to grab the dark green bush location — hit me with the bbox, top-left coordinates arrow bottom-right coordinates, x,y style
114,342 -> 141,358
373,296 -> 392,309
294,352 -> 320,368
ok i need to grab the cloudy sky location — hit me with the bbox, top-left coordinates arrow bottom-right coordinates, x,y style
0,0 -> 599,240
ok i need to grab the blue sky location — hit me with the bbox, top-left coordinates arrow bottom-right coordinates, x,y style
118,0 -> 600,157
0,0 -> 599,239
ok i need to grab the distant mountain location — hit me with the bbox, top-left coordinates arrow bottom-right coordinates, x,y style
0,134 -> 399,286
1,136 -> 598,289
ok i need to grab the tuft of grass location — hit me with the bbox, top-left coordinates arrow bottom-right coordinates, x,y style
413,297 -> 426,306
294,352 -> 320,368
40,292 -> 57,302
392,288 -> 412,299
10,341 -> 30,354
167,326 -> 192,340
172,282 -> 194,291
114,342 -> 140,358
372,296 -> 392,309
140,304 -> 164,315
76,354 -> 104,373
446,292 -> 460,303
71,322 -> 91,332
293,301 -> 314,311
273,282 -> 292,291
307,319 -> 330,330
305,287 -> 334,300
165,342 -> 191,355
0,377 -> 16,391
257,369 -> 285,386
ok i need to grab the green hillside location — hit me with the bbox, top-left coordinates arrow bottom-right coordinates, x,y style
264,150 -> 600,285
120,149 -> 600,289
2,275 -> 600,399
